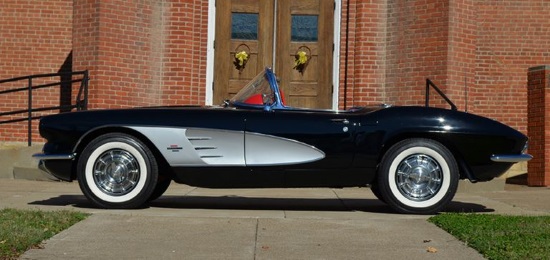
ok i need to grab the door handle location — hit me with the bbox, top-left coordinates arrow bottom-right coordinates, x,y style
331,118 -> 349,124
331,118 -> 351,133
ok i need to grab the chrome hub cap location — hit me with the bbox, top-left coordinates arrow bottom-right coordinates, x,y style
93,149 -> 140,196
395,154 -> 443,201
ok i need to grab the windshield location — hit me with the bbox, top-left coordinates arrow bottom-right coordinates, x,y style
230,70 -> 275,106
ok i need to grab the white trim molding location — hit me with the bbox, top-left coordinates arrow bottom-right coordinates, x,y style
332,0 -> 342,110
205,0 -> 216,105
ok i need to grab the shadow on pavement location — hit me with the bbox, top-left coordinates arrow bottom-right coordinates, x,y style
152,196 -> 394,213
29,195 -> 95,208
28,195 -> 495,214
444,201 -> 495,213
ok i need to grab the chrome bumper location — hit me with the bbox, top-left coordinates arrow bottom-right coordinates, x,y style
490,154 -> 533,163
33,153 -> 75,160
33,153 -> 76,181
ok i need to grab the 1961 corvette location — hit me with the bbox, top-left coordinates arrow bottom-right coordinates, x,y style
33,68 -> 532,214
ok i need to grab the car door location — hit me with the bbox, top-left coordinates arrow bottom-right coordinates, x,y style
244,109 -> 356,169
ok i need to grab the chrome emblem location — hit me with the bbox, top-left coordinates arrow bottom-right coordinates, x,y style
167,145 -> 183,152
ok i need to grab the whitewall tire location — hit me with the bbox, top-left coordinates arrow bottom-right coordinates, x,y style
377,138 -> 458,214
77,133 -> 158,209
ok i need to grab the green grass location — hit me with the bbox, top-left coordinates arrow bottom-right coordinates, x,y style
429,213 -> 550,260
0,208 -> 88,259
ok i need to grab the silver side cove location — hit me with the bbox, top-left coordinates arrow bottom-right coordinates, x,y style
245,132 -> 325,166
128,127 -> 245,166
128,127 -> 325,167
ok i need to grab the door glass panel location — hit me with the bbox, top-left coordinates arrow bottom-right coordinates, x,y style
291,15 -> 318,42
231,13 -> 258,40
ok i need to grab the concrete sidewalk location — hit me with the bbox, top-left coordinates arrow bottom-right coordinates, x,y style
0,180 -> 547,259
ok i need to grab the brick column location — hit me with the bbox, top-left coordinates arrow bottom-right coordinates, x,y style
527,65 -> 550,187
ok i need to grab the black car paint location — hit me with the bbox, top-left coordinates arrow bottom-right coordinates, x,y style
38,104 -> 525,187
362,106 -> 525,181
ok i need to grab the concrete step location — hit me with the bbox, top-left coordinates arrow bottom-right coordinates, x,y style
0,143 -> 46,180
13,166 -> 59,181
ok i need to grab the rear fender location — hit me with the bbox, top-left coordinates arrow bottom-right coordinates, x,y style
376,132 -> 474,181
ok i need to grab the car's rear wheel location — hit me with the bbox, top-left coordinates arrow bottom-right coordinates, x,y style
77,133 -> 158,209
369,183 -> 386,203
377,138 -> 458,214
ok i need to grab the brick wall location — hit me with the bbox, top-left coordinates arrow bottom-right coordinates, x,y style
385,0 -> 450,108
0,0 -> 73,142
73,0 -> 208,110
0,0 -> 72,78
527,66 -> 550,186
338,0 -> 550,134
338,0 -> 387,109
446,0 -> 476,110
472,1 -> 550,133
161,0 -> 209,106
73,0 -> 165,109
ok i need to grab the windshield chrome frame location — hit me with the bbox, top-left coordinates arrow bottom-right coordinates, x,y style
230,68 -> 288,111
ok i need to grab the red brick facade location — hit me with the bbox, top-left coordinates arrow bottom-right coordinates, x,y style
474,1 -> 550,133
0,0 -> 73,140
527,66 -> 550,186
340,0 -> 550,134
72,0 -> 209,109
1,0 -> 550,148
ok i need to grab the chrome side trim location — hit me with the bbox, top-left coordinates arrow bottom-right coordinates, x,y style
490,154 -> 533,163
32,153 -> 75,160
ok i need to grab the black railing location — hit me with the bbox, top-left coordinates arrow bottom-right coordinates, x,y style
425,79 -> 457,111
0,70 -> 89,146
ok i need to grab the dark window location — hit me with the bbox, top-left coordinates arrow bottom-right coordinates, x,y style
291,15 -> 318,42
231,13 -> 258,40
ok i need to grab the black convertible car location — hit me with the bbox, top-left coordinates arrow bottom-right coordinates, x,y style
34,68 -> 531,214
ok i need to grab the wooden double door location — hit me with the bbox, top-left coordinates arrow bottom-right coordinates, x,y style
213,0 -> 334,109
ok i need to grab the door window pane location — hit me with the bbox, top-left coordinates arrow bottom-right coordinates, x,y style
291,15 -> 318,42
231,13 -> 258,40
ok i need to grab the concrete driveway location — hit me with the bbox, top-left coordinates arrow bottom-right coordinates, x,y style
1,179 -> 547,259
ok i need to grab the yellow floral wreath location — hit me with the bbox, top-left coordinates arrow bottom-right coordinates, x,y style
235,51 -> 249,67
294,51 -> 308,67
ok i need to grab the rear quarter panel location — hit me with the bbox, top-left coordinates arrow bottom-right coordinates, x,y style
354,106 -> 527,181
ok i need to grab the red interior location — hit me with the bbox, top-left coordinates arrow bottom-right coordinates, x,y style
244,91 -> 285,105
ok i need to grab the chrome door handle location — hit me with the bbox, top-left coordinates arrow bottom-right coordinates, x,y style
331,118 -> 349,124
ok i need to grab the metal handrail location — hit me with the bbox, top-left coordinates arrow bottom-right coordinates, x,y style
0,70 -> 89,146
425,79 -> 457,111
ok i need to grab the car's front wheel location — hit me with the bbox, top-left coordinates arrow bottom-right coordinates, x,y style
377,138 -> 458,214
77,133 -> 158,209
148,175 -> 171,201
